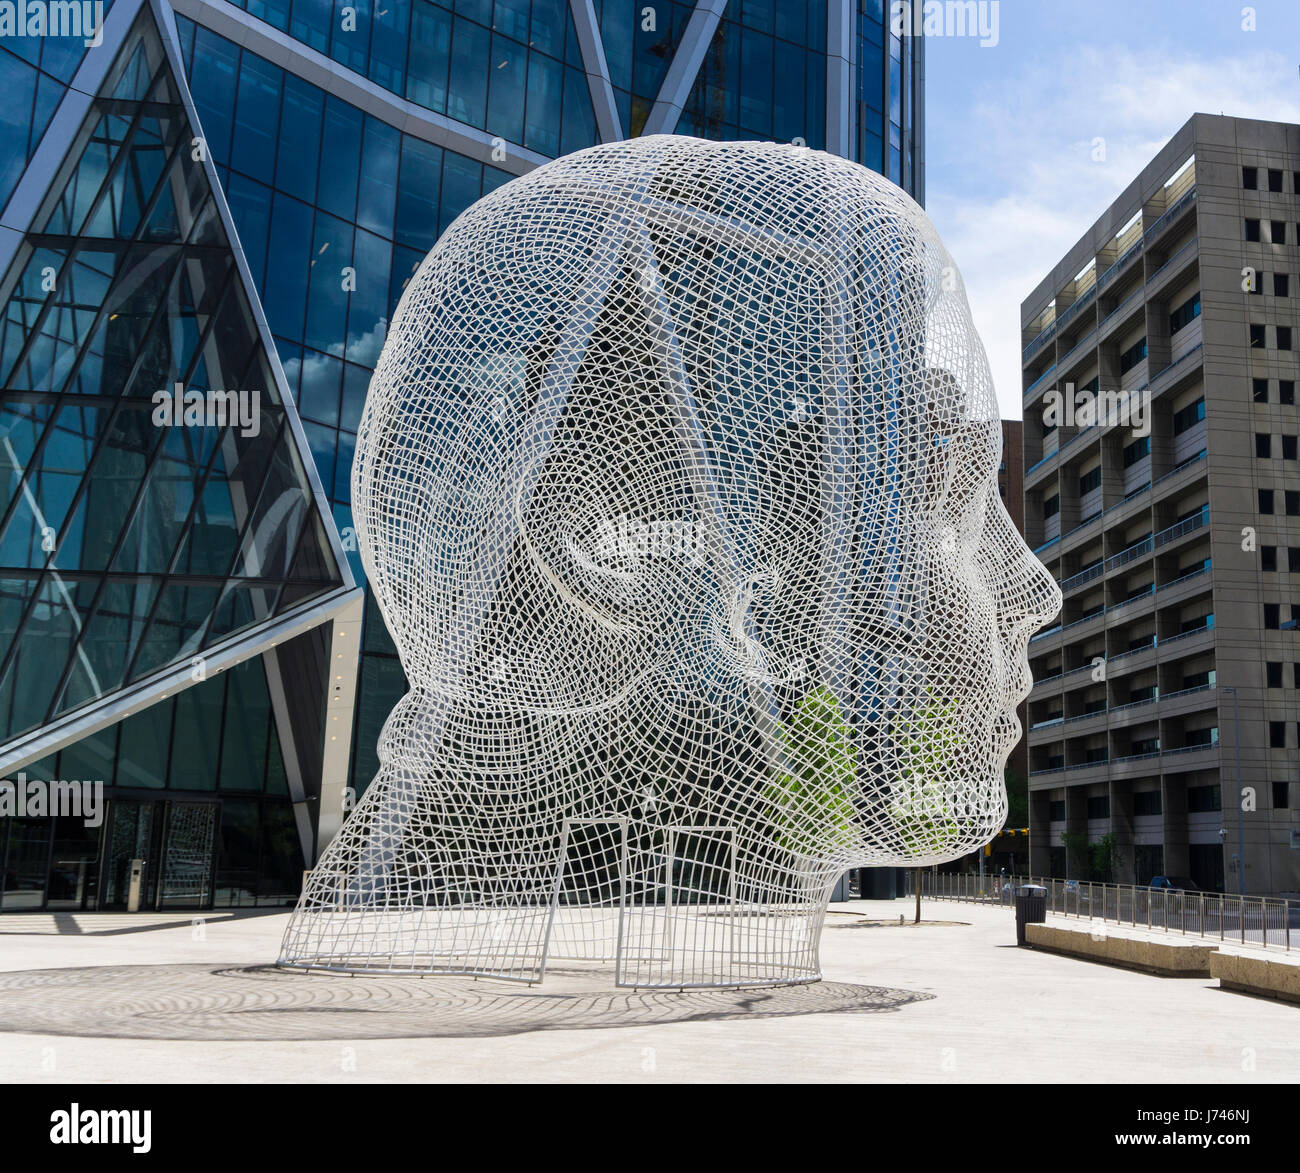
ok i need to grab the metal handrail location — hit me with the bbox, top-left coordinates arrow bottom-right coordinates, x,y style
1109,638 -> 1156,663
1060,561 -> 1104,593
1099,287 -> 1143,332
1024,361 -> 1059,400
1023,320 -> 1058,363
1044,450 -> 1207,550
915,865 -> 1292,954
1142,187 -> 1197,244
1155,506 -> 1208,547
1097,238 -> 1145,291
1054,284 -> 1098,334
1145,237 -> 1197,288
1106,535 -> 1153,572
1158,622 -> 1213,646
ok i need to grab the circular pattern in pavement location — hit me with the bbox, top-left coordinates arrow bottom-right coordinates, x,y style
0,964 -> 933,1041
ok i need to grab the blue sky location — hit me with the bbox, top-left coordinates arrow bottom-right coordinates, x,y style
924,0 -> 1300,419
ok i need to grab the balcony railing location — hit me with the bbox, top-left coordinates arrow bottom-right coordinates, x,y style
1142,187 -> 1197,245
1024,361 -> 1059,401
1053,285 -> 1098,335
1134,342 -> 1203,399
1153,447 -> 1206,488
1107,535 -> 1153,572
1099,286 -> 1143,332
1111,585 -> 1155,612
1155,506 -> 1209,548
1109,639 -> 1156,664
1159,565 -> 1210,592
1097,237 -> 1145,291
1159,622 -> 1214,647
1145,237 -> 1197,288
1023,320 -> 1059,363
1060,562 -> 1104,594
1056,327 -> 1098,374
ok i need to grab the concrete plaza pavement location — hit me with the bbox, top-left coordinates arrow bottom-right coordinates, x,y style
0,899 -> 1296,1083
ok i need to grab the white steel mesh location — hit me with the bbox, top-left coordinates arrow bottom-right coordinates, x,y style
279,136 -> 1062,988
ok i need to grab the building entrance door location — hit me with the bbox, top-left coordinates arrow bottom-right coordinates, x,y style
157,801 -> 217,910
100,800 -> 157,910
99,799 -> 218,910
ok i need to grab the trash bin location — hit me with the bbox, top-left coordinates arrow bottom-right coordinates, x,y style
1015,884 -> 1048,946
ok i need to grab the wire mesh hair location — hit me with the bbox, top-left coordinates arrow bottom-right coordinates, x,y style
280,135 -> 1061,987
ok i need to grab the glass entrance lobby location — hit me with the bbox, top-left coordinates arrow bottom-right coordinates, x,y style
0,793 -> 301,911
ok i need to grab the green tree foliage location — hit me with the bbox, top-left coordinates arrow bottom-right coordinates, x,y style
889,689 -> 964,857
889,688 -> 966,922
763,687 -> 858,859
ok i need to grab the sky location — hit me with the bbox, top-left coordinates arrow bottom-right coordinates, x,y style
923,0 -> 1300,420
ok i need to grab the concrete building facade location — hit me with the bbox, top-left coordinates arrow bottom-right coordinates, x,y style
1020,113 -> 1300,897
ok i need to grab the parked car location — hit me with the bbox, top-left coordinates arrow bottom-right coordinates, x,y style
1148,875 -> 1199,892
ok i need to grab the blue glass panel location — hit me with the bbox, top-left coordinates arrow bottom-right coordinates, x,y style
318,99 -> 363,224
888,45 -> 901,126
290,0 -> 332,53
347,228 -> 391,366
248,0 -> 293,27
333,429 -> 356,503
0,53 -> 38,209
740,0 -> 774,33
298,346 -> 343,426
529,0 -> 566,57
304,211 -> 354,355
340,361 -> 370,431
773,0 -> 804,42
495,0 -> 530,39
189,28 -> 239,168
115,697 -> 174,788
225,174 -> 273,296
368,0 -> 409,92
773,44 -> 804,143
219,660 -> 272,790
524,47 -> 561,156
357,116 -> 399,239
274,74 -> 324,205
231,52 -> 281,186
330,0 -> 371,73
487,34 -> 526,144
262,192 -> 314,344
447,16 -> 489,128
169,671 -> 223,790
395,136 -> 443,252
437,151 -> 481,234
407,0 -> 451,114
388,245 -> 424,318
303,420 -> 337,498
738,29 -> 773,135
599,0 -> 632,90
561,66 -> 597,156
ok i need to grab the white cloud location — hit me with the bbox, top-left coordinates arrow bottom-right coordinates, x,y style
928,45 -> 1300,420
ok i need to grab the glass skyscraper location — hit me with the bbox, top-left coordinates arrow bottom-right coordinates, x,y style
0,0 -> 923,911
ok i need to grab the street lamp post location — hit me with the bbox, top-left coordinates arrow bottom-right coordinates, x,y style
1222,685 -> 1244,896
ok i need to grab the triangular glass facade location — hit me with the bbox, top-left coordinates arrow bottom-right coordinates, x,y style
0,10 -> 345,754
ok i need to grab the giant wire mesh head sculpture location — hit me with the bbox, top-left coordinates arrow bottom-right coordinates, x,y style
280,136 -> 1061,988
